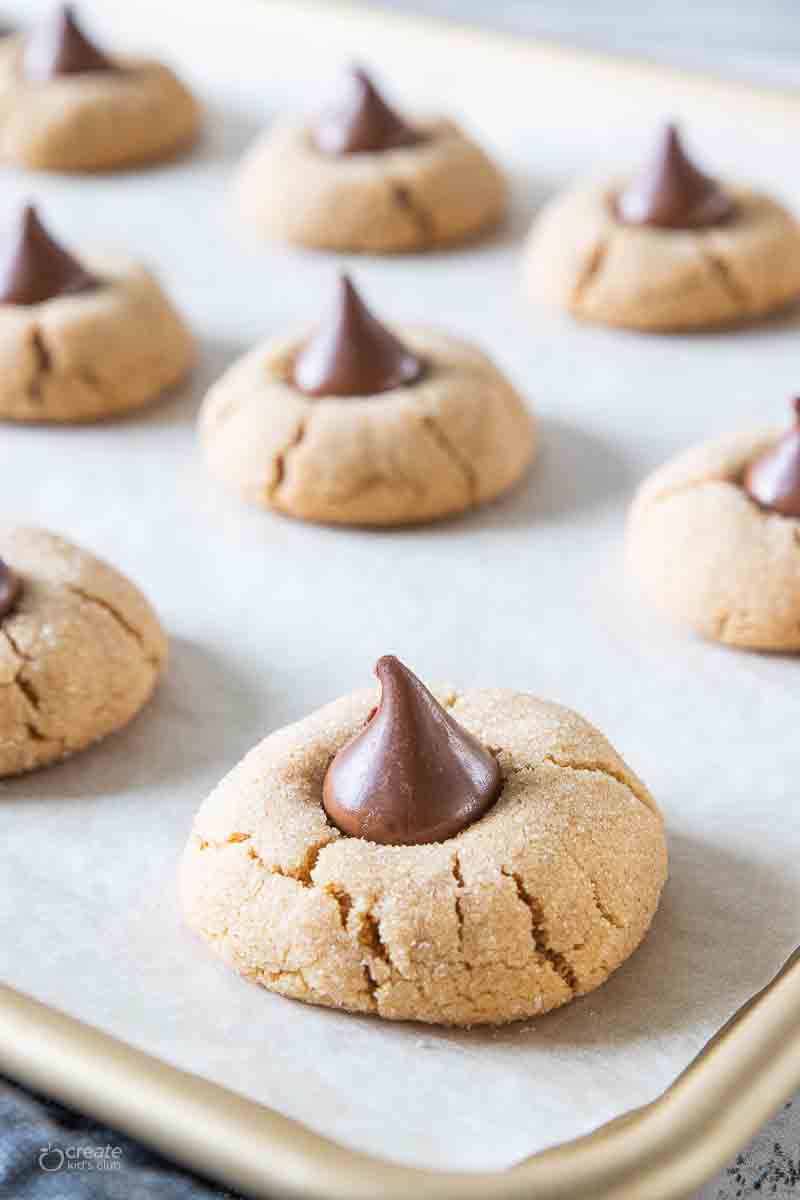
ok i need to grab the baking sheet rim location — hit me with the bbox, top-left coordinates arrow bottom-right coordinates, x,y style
3,2 -> 800,1197
2,950 -> 799,1200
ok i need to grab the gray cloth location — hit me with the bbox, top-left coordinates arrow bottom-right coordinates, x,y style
0,1076 -> 240,1199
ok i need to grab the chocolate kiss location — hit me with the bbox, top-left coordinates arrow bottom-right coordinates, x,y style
292,275 -> 423,398
22,5 -> 116,82
0,559 -> 21,620
0,205 -> 99,307
312,67 -> 422,156
743,398 -> 800,518
616,124 -> 734,230
322,656 -> 502,846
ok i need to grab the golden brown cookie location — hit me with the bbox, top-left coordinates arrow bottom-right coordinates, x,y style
200,327 -> 533,525
524,126 -> 800,333
0,527 -> 167,777
179,675 -> 667,1027
200,276 -> 533,526
626,424 -> 800,650
0,13 -> 200,173
0,205 -> 194,423
524,180 -> 800,332
235,69 -> 506,253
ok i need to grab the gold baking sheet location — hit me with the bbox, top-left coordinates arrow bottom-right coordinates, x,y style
1,2 -> 800,1197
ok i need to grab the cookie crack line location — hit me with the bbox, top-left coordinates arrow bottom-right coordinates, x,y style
559,845 -> 625,931
0,629 -> 54,743
389,181 -> 434,245
541,753 -> 656,815
571,237 -> 609,310
502,867 -> 578,994
269,416 -> 308,503
699,246 -> 750,309
451,852 -> 467,959
324,882 -> 353,930
27,327 -> 52,405
195,830 -> 393,1010
66,586 -> 158,668
2,625 -> 33,665
419,412 -> 478,505
358,909 -> 394,1009
245,834 -> 334,888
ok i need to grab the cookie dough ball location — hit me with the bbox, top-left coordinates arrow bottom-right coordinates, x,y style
199,274 -> 533,526
180,656 -> 667,1027
524,125 -> 800,332
626,402 -> 800,650
0,527 -> 167,777
236,68 -> 507,253
0,7 -> 200,172
0,204 -> 193,422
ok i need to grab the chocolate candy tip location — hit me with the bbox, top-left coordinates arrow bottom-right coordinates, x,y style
323,656 -> 501,846
292,274 -> 423,398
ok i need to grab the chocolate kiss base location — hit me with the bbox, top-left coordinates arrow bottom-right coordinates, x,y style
0,205 -> 99,307
743,398 -> 800,517
292,275 -> 424,398
616,124 -> 734,230
312,67 -> 423,157
0,559 -> 21,620
322,655 -> 502,845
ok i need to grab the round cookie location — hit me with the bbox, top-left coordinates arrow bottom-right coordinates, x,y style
236,68 -> 506,253
199,275 -> 533,526
0,526 -> 167,777
0,205 -> 193,423
524,125 -> 800,332
0,8 -> 200,172
180,659 -> 667,1027
626,414 -> 800,650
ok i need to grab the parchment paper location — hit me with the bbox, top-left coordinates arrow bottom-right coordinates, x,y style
1,0 -> 799,1173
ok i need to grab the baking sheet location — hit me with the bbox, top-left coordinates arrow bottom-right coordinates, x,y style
1,0 -> 799,1175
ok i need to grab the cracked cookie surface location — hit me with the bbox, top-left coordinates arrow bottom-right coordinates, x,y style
0,255 -> 193,422
179,685 -> 666,1026
0,527 -> 167,776
523,179 -> 800,331
199,327 -> 534,526
235,117 -> 507,253
0,37 -> 200,172
626,428 -> 800,650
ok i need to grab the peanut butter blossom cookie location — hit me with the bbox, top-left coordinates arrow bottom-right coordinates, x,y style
626,398 -> 800,650
199,274 -> 534,525
523,124 -> 800,331
0,5 -> 200,171
0,204 -> 193,422
0,527 -> 166,777
180,656 -> 667,1026
235,67 -> 507,252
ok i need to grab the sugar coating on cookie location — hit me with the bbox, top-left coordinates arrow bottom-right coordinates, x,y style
0,13 -> 200,172
626,428 -> 800,650
180,684 -> 667,1027
235,68 -> 506,253
199,324 -> 534,525
0,527 -> 167,777
524,128 -> 800,332
0,207 -> 193,422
